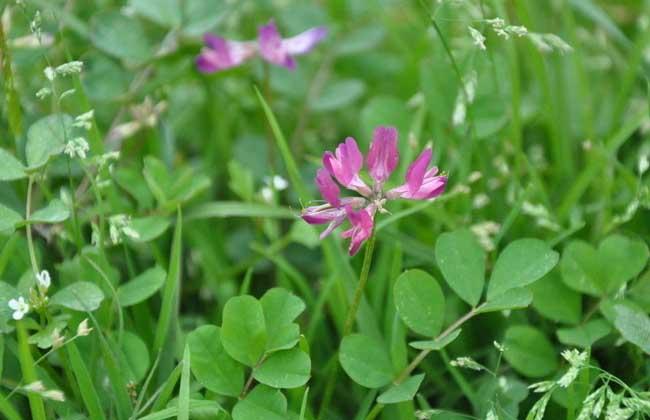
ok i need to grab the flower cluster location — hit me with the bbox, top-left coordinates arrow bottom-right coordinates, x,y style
301,126 -> 447,255
196,20 -> 327,73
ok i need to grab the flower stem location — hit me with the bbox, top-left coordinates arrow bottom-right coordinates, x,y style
342,233 -> 376,336
318,235 -> 377,419
25,176 -> 39,276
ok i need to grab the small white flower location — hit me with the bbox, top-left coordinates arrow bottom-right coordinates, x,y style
63,137 -> 90,159
261,187 -> 273,203
51,328 -> 65,349
23,381 -> 46,393
473,193 -> 490,209
529,380 -> 555,393
76,318 -> 93,337
450,356 -> 483,371
8,296 -> 29,320
73,110 -> 95,130
35,87 -> 51,100
485,408 -> 498,420
639,154 -> 649,175
44,66 -> 56,81
469,26 -> 486,50
55,60 -> 83,76
42,390 -> 65,402
36,270 -> 51,290
493,341 -> 505,352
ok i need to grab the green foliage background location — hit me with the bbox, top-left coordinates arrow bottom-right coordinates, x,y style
0,0 -> 648,419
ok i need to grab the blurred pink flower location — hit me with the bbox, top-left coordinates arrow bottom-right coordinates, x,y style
302,126 -> 448,255
196,20 -> 327,73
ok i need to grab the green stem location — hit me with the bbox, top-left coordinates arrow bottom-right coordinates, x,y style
318,235 -> 377,419
342,234 -> 376,336
16,322 -> 46,420
25,176 -> 39,276
366,306 -> 480,419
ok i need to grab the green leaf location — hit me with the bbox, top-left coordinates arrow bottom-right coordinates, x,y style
28,199 -> 70,224
477,288 -> 533,313
0,149 -> 26,181
118,331 -> 150,383
561,235 -> 648,296
25,114 -> 72,170
487,239 -> 559,300
153,209 -> 182,353
232,385 -> 288,420
557,319 -> 611,348
228,161 -> 255,202
530,270 -> 581,325
393,269 -> 445,336
129,216 -> 171,243
50,282 -> 105,311
435,229 -> 485,306
139,400 -> 223,420
182,0 -> 230,36
187,325 -> 244,397
254,347 -> 311,389
613,304 -> 650,354
360,96 -> 411,146
117,266 -> 166,307
261,288 -> 305,352
221,295 -> 267,366
186,202 -> 295,221
377,374 -> 425,404
130,0 -> 181,28
409,329 -> 462,350
28,316 -> 68,348
91,11 -> 153,63
503,325 -> 558,378
339,333 -> 393,388
0,204 -> 22,235
335,25 -> 385,56
312,79 -> 366,112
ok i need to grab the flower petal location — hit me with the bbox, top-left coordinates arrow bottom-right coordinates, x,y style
367,126 -> 399,183
8,299 -> 18,310
258,21 -> 295,69
196,34 -> 256,73
341,207 -> 374,256
322,137 -> 370,195
315,168 -> 340,206
405,148 -> 432,194
12,310 -> 24,320
282,26 -> 328,55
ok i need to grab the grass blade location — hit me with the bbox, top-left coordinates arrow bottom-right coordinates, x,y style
178,345 -> 190,420
153,208 -> 183,353
16,322 -> 45,420
254,86 -> 310,200
66,341 -> 106,420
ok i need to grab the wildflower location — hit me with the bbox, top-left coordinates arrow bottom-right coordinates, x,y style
261,175 -> 289,202
468,26 -> 486,50
23,381 -> 46,393
36,270 -> 51,291
8,296 -> 29,320
51,328 -> 65,349
449,356 -> 483,371
55,60 -> 83,76
196,20 -> 327,73
493,341 -> 505,352
109,215 -> 140,244
301,126 -> 447,255
76,318 -> 93,337
528,381 -> 555,393
42,390 -> 65,402
73,110 -> 95,131
63,137 -> 90,159
44,66 -> 56,81
557,349 -> 588,388
35,87 -> 51,100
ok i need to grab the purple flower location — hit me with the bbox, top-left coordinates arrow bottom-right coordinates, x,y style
302,126 -> 448,256
196,20 -> 327,73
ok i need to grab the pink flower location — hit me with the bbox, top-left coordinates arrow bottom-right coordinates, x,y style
302,126 -> 447,255
196,20 -> 327,73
